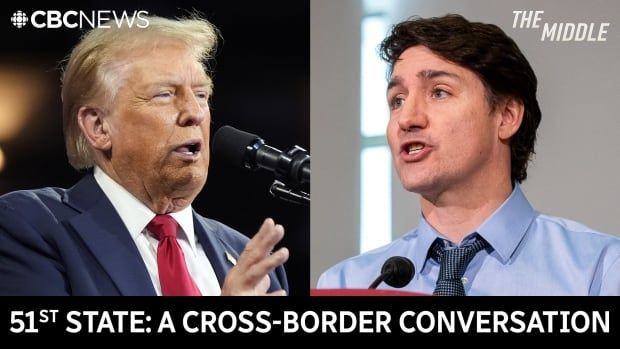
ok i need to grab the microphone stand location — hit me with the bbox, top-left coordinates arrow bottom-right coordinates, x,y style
268,145 -> 310,206
270,180 -> 310,206
368,273 -> 387,289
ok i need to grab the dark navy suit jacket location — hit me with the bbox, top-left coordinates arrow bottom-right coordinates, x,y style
0,174 -> 288,295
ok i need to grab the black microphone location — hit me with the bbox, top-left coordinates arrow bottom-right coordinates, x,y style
212,125 -> 310,187
368,256 -> 415,289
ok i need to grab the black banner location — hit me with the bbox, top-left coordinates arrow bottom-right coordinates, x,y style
1,297 -> 617,340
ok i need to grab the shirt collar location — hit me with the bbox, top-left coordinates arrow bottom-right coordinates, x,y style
168,205 -> 196,252
93,167 -> 197,252
415,184 -> 536,266
476,184 -> 536,263
411,217 -> 442,272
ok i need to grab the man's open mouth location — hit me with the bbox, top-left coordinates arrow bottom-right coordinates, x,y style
407,143 -> 425,155
175,140 -> 202,156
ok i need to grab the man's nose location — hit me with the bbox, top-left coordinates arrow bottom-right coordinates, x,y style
397,95 -> 429,131
177,91 -> 207,127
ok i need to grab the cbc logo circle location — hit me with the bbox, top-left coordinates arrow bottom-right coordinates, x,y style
11,11 -> 28,28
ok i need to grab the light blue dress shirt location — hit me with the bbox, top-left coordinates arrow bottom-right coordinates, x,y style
318,185 -> 620,295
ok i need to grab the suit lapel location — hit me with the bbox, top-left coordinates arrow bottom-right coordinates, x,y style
193,213 -> 238,287
63,175 -> 156,296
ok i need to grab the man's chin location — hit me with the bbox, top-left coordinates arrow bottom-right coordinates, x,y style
400,178 -> 436,195
163,165 -> 207,192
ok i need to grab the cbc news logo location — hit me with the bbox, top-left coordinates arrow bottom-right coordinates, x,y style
10,10 -> 28,28
10,10 -> 149,29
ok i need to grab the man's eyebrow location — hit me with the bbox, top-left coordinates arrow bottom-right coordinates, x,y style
387,76 -> 404,91
387,70 -> 461,92
143,80 -> 211,88
416,69 -> 461,81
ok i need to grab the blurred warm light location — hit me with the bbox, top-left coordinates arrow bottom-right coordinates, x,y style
0,146 -> 5,172
0,67 -> 47,141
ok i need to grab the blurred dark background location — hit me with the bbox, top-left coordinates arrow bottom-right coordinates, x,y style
0,1 -> 309,295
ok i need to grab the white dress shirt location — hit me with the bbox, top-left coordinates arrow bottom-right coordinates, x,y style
94,167 -> 221,296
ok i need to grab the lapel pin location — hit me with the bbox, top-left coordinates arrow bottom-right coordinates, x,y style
225,251 -> 237,266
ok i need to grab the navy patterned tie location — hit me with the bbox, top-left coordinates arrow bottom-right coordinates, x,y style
431,236 -> 488,296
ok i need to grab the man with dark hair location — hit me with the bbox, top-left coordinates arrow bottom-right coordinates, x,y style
318,15 -> 619,295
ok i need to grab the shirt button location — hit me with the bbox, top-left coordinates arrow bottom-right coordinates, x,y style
461,277 -> 469,284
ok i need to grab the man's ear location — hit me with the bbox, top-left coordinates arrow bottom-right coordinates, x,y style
498,98 -> 524,141
77,106 -> 112,151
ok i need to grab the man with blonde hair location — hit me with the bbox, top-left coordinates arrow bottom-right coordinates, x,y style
0,16 -> 289,296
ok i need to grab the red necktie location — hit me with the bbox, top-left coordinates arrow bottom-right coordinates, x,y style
147,215 -> 201,296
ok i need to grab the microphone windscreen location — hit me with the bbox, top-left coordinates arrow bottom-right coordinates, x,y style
212,126 -> 260,168
382,256 -> 415,288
